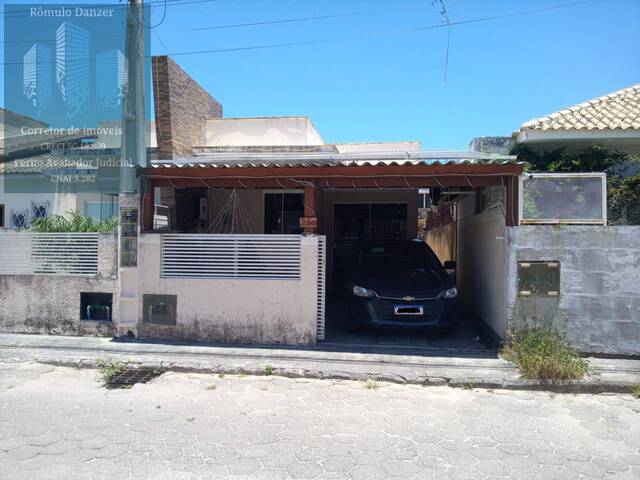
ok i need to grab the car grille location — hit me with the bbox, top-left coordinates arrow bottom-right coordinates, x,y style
371,298 -> 444,322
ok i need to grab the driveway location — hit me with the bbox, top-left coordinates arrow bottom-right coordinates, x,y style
323,291 -> 495,354
1,362 -> 639,480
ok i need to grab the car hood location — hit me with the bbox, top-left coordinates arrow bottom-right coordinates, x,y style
352,266 -> 453,298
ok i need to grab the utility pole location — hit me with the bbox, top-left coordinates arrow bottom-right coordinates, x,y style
120,0 -> 147,192
117,0 -> 147,336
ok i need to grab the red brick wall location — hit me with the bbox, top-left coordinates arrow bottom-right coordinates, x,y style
152,56 -> 222,159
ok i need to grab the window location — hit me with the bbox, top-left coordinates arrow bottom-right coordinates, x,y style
334,203 -> 407,241
520,173 -> 606,225
85,199 -> 118,220
31,202 -> 48,220
10,210 -> 27,228
264,193 -> 304,234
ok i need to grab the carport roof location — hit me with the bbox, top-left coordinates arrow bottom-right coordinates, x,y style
151,150 -> 520,169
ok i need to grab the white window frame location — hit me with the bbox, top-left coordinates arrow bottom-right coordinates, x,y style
518,172 -> 607,226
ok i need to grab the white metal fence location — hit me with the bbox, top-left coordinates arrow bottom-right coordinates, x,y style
316,236 -> 327,341
161,234 -> 302,279
0,232 -> 99,276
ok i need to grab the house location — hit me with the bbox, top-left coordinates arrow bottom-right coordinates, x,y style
1,57 -> 638,356
515,84 -> 640,155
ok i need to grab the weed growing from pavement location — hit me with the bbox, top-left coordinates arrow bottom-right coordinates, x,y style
364,379 -> 379,390
265,364 -> 273,376
218,373 -> 225,379
500,325 -> 589,381
96,357 -> 128,388
633,385 -> 640,399
206,384 -> 217,390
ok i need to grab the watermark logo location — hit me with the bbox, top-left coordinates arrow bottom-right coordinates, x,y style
3,3 -> 151,195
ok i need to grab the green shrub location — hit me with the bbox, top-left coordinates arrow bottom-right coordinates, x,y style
501,325 -> 589,381
29,210 -> 117,233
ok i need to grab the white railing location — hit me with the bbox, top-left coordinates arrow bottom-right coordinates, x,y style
0,232 -> 99,276
161,234 -> 302,279
316,236 -> 327,341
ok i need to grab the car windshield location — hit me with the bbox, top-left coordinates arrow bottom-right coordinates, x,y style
357,242 -> 441,270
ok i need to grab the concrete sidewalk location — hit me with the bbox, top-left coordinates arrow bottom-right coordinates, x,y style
0,333 -> 638,393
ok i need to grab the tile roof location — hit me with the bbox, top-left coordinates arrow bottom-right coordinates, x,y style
520,84 -> 640,131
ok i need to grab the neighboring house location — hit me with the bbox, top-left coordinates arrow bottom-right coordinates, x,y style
469,84 -> 640,156
515,84 -> 640,155
0,120 -> 120,228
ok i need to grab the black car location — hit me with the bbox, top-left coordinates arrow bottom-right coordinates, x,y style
343,239 -> 460,331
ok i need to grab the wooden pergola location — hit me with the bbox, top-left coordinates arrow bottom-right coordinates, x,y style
140,162 -> 525,232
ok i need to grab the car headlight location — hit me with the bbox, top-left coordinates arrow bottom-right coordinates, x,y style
353,285 -> 377,298
439,287 -> 458,299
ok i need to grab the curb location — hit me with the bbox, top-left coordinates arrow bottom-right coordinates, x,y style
35,357 -> 637,395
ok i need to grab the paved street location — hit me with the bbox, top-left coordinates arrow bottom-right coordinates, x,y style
0,362 -> 639,480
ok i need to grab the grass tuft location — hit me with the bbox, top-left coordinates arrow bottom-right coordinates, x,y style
633,385 -> 640,399
96,357 -> 128,388
364,379 -> 379,390
264,364 -> 273,376
500,325 -> 589,381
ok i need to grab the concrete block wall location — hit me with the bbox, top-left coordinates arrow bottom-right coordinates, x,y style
152,55 -> 223,159
506,226 -> 640,355
0,234 -> 119,336
135,234 -> 319,345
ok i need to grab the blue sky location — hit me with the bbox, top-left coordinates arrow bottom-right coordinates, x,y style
2,0 -> 639,149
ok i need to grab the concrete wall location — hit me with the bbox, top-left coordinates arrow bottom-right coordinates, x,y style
205,117 -> 324,147
456,196 -> 507,339
0,234 -> 118,335
506,226 -> 640,355
135,234 -> 319,345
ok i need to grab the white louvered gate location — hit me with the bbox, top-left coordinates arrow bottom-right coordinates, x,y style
0,232 -> 99,276
161,234 -> 302,279
316,235 -> 327,341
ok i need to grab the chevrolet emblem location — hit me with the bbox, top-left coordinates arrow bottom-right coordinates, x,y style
402,296 -> 415,301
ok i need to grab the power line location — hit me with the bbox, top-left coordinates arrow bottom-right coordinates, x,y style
157,0 -> 598,58
0,0 -> 597,65
0,2 -> 429,43
432,0 -> 452,84
188,8 -> 407,32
